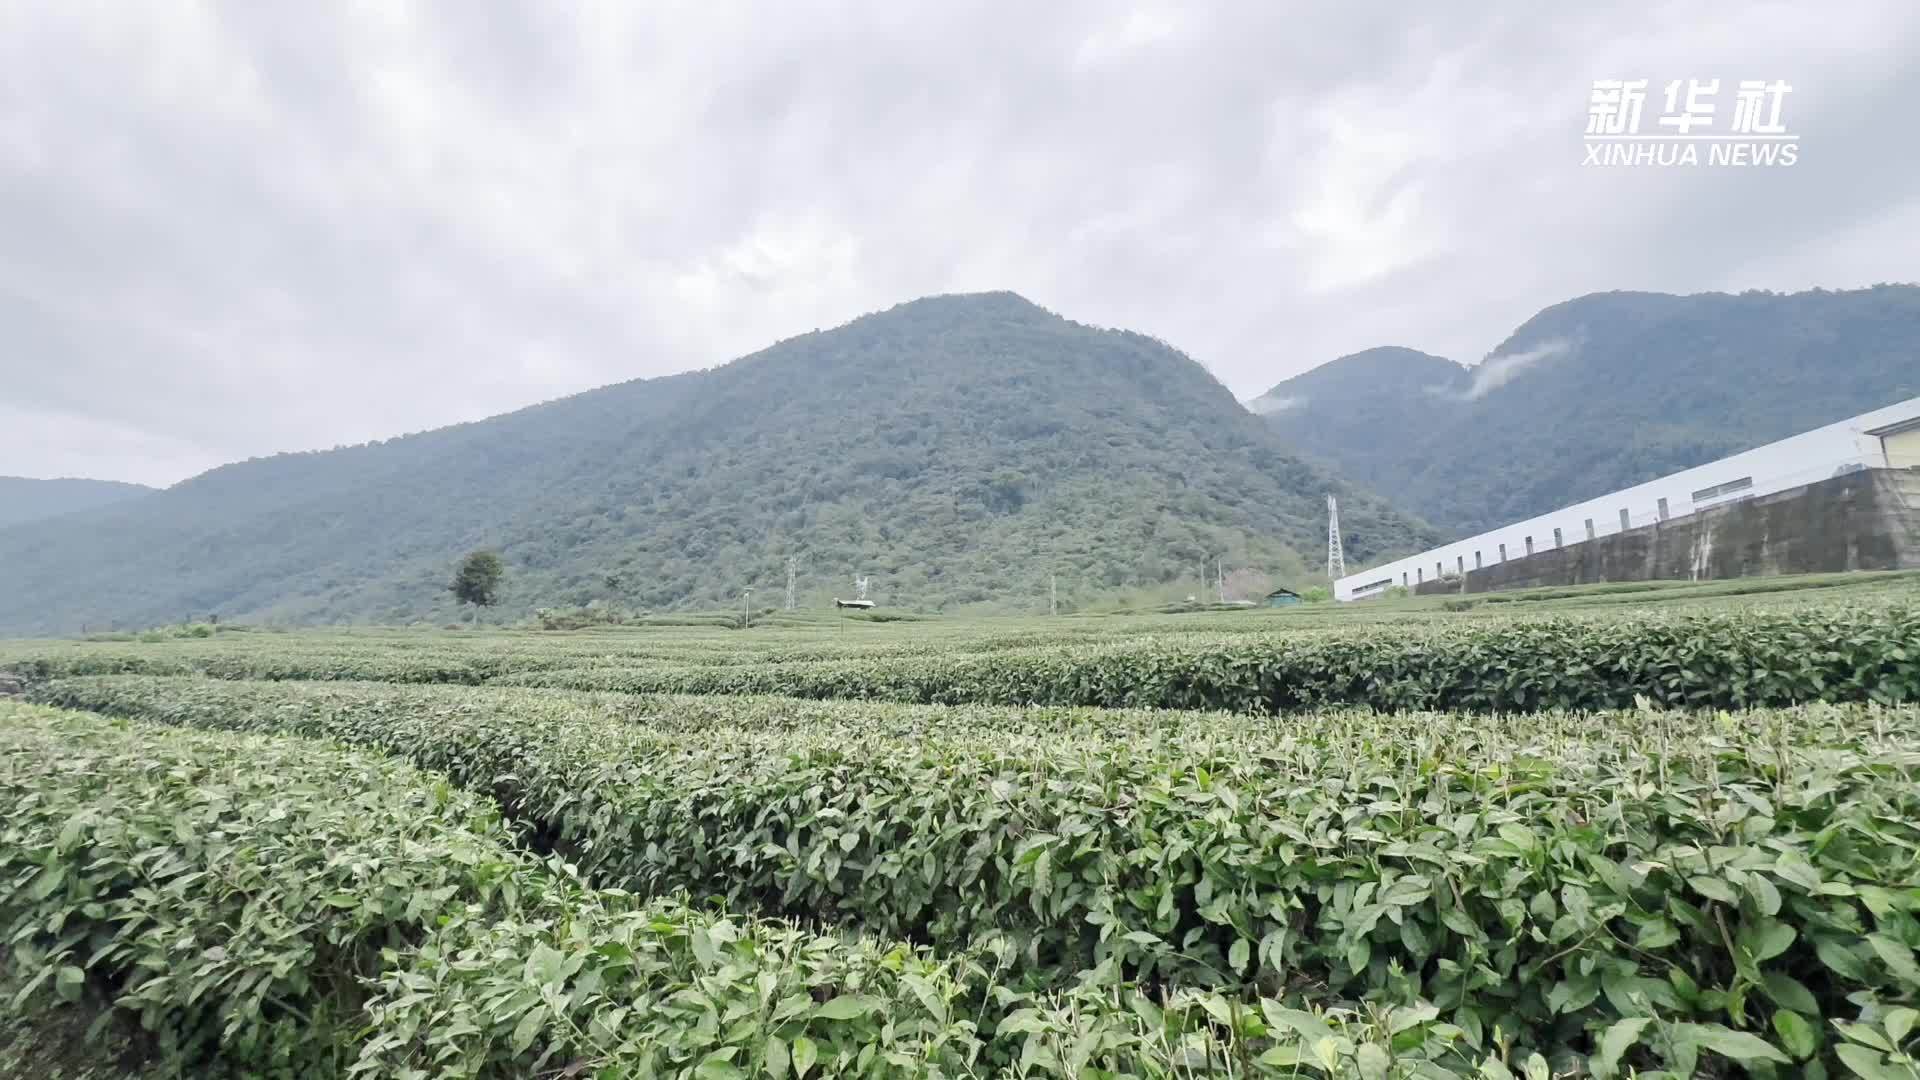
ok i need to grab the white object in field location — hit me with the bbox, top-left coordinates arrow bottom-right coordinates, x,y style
1326,495 -> 1346,581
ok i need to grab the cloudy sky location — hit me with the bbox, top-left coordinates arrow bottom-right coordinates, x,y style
3,1 -> 1917,486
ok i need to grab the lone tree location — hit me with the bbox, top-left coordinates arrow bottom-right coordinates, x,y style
449,551 -> 504,618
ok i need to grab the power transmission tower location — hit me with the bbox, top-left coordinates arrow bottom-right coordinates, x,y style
1326,495 -> 1346,581
1216,557 -> 1225,603
785,556 -> 797,611
855,575 -> 870,602
1049,572 -> 1058,616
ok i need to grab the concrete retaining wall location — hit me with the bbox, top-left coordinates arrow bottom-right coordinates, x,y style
1414,467 -> 1920,595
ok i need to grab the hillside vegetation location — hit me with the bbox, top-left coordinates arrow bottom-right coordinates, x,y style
1255,285 -> 1920,534
0,293 -> 1435,635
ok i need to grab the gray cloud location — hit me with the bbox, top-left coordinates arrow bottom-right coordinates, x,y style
1244,394 -> 1304,416
1432,340 -> 1573,402
1,1 -> 1916,485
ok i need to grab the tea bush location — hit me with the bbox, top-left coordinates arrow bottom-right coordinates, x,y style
496,606 -> 1920,712
10,584 -> 1915,708
0,703 -> 525,1073
360,873 -> 1498,1079
0,702 -> 1505,1078
37,676 -> 1920,1074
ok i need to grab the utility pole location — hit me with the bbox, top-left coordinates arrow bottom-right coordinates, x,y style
742,588 -> 752,628
1326,495 -> 1346,581
1216,557 -> 1225,603
785,556 -> 797,611
1049,572 -> 1058,616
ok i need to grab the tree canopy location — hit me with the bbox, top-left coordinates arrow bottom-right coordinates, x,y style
449,551 -> 504,609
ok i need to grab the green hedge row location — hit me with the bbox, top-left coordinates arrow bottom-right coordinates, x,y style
0,616 -> 1299,686
2,702 -> 1525,1079
1,647 -> 530,686
14,606 -> 1915,715
0,702 -> 528,1073
36,677 -> 1920,1075
494,606 -> 1920,712
355,867 -> 1511,1080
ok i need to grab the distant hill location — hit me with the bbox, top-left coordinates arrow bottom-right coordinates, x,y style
1252,285 -> 1920,535
0,292 -> 1438,634
0,477 -> 153,530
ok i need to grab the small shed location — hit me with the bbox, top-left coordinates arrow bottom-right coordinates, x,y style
1264,587 -> 1304,608
1869,415 -> 1920,469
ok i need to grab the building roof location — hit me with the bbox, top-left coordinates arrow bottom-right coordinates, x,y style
1866,415 -> 1920,438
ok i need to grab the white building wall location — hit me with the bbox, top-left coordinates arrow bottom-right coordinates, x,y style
1337,396 -> 1920,601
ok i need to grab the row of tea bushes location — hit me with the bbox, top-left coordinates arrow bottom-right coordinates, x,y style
355,865 -> 1521,1080
11,603 -> 1916,714
0,701 -> 1550,1079
35,676 -> 1920,1074
0,702 -> 530,1072
0,643 -> 553,686
493,606 -> 1920,712
0,704 -> 994,1077
0,617 -> 1336,685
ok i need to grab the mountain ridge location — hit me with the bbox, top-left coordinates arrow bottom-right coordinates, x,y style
0,476 -> 155,531
0,291 -> 1438,634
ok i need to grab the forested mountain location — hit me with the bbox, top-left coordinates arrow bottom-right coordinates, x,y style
1252,285 -> 1920,535
0,292 -> 1437,634
0,477 -> 153,530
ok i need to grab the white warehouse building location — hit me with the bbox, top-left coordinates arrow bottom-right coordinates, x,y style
1336,396 -> 1920,601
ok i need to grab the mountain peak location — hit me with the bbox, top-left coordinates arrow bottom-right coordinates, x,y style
853,290 -> 1057,329
1252,347 -> 1465,408
894,289 -> 1046,311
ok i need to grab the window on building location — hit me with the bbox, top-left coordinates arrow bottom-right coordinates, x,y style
1474,550 -> 1483,569
1585,518 -> 1595,540
1498,543 -> 1507,561
1524,536 -> 1534,556
1436,561 -> 1443,578
1416,567 -> 1423,584
1553,527 -> 1563,548
1692,476 -> 1755,502
1619,508 -> 1631,531
1401,572 -> 1408,587
1657,497 -> 1670,521
1457,555 -> 1465,574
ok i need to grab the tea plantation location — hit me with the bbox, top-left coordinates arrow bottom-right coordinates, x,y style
4,575 -> 1920,1077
